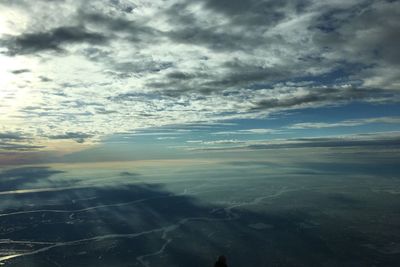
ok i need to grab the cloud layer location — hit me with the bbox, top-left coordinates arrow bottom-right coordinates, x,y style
0,0 -> 399,153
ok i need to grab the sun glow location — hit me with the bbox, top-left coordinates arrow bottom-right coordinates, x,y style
0,55 -> 40,116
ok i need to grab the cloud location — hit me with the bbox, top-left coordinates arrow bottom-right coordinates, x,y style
82,12 -> 160,39
289,117 -> 400,129
188,132 -> 400,151
157,137 -> 178,140
199,139 -> 245,145
47,132 -> 94,143
1,26 -> 107,55
0,132 -> 27,141
0,142 -> 44,151
0,132 -> 42,152
250,86 -> 390,111
10,69 -> 30,74
213,129 -> 278,135
310,0 -> 400,89
0,0 -> 399,153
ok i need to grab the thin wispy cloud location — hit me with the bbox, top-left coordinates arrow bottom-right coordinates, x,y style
288,117 -> 400,129
213,129 -> 279,135
187,132 -> 400,152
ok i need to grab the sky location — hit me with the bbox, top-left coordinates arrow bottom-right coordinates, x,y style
0,0 -> 399,166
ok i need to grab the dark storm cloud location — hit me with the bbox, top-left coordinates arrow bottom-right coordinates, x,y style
1,26 -> 107,55
47,132 -> 94,143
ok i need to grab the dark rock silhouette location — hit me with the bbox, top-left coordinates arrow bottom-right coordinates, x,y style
214,255 -> 228,267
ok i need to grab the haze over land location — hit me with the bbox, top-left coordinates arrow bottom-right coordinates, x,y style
0,0 -> 399,266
